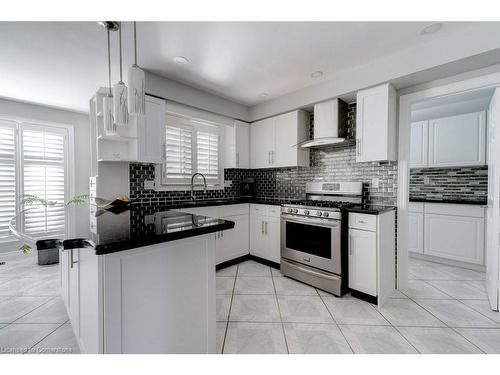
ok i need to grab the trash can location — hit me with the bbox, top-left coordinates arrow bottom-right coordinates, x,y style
36,239 -> 61,265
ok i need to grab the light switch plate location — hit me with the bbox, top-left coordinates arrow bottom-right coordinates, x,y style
144,180 -> 155,190
224,180 -> 232,187
372,178 -> 380,189
145,215 -> 155,225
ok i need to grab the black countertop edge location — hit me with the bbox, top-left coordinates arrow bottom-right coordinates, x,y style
136,198 -> 295,209
62,238 -> 94,250
409,198 -> 487,206
344,205 -> 397,215
94,220 -> 234,255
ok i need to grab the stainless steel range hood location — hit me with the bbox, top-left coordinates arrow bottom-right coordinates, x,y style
300,98 -> 348,148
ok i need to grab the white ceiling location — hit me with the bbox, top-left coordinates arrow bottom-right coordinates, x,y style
0,21 -> 497,113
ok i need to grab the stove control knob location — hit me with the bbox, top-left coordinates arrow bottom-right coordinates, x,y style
293,208 -> 299,214
304,210 -> 310,215
316,211 -> 322,217
288,208 -> 293,213
323,212 -> 329,218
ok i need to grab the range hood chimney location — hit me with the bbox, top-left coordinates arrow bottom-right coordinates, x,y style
300,98 -> 348,148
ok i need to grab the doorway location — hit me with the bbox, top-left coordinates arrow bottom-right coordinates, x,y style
397,73 -> 500,312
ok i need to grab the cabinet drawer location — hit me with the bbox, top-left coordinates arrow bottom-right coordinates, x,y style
250,204 -> 266,216
218,204 -> 249,217
409,202 -> 424,213
424,203 -> 485,218
267,205 -> 281,219
349,213 -> 377,231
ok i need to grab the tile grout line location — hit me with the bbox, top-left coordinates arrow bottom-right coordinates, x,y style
220,264 -> 238,354
317,294 -> 354,354
26,320 -> 68,354
271,270 -> 290,354
6,295 -> 57,325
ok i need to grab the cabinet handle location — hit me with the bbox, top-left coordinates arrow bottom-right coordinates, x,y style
236,152 -> 239,166
261,221 -> 264,234
265,221 -> 268,235
268,151 -> 271,164
271,151 -> 274,164
358,220 -> 367,224
221,231 -> 224,238
70,249 -> 78,269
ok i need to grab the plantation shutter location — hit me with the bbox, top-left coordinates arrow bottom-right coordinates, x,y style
21,125 -> 67,237
197,131 -> 219,181
164,125 -> 193,183
0,121 -> 17,239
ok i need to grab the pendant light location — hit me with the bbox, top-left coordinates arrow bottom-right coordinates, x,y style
128,22 -> 145,115
103,25 -> 116,135
113,22 -> 128,125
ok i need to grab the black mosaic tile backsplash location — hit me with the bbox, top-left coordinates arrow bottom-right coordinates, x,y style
409,166 -> 488,202
130,103 -> 398,206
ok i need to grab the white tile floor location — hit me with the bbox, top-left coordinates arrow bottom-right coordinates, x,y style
0,252 -> 79,354
2,252 -> 499,354
216,258 -> 500,354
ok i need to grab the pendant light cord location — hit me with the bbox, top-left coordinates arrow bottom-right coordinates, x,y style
107,28 -> 112,96
119,22 -> 123,82
133,21 -> 138,66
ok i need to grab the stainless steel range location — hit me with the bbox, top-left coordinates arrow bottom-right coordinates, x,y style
280,181 -> 363,296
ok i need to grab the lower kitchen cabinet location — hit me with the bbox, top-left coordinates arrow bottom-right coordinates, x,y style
249,204 -> 281,263
348,228 -> 377,296
216,214 -> 249,264
408,202 -> 485,265
348,211 -> 396,306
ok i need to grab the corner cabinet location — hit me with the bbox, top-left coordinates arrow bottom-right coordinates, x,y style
250,110 -> 309,169
355,84 -> 397,162
225,120 -> 250,169
92,91 -> 166,164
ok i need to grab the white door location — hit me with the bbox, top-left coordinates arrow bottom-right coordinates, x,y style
348,229 -> 377,296
249,215 -> 265,258
265,219 -> 281,263
273,112 -> 296,167
410,120 -> 429,168
218,215 -> 249,264
250,119 -> 274,168
428,111 -> 486,167
486,89 -> 500,311
138,95 -> 166,163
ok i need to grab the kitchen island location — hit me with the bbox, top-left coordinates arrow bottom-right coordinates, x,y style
61,204 -> 234,354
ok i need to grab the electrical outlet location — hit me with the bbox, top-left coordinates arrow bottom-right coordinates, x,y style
372,177 -> 380,189
224,180 -> 233,187
144,180 -> 155,190
145,215 -> 155,225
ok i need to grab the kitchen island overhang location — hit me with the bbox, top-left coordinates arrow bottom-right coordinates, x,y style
60,207 -> 234,354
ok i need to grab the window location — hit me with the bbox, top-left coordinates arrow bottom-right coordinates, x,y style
0,119 -> 70,242
158,114 -> 223,189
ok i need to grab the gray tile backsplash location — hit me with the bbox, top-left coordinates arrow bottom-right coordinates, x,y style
409,166 -> 488,202
130,103 -> 398,206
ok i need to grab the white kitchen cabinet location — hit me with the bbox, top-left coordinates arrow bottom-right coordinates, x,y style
225,120 -> 250,169
249,204 -> 281,263
428,111 -> 486,167
250,110 -> 309,169
94,94 -> 166,163
355,83 -> 397,162
348,211 -> 395,306
408,212 -> 424,254
423,203 -> 485,265
250,118 -> 274,168
349,228 -> 377,296
410,120 -> 429,168
217,214 -> 249,264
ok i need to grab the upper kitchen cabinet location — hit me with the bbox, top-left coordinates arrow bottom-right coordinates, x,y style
427,111 -> 486,167
250,110 -> 309,168
410,120 -> 429,168
225,120 -> 250,169
355,83 -> 397,162
93,93 -> 166,164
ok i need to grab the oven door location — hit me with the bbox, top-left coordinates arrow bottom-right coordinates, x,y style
281,215 -> 341,275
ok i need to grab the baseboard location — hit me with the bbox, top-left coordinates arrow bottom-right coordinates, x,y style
351,289 -> 378,305
409,252 -> 485,272
216,254 -> 280,271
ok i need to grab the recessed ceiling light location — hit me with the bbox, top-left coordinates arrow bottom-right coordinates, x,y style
173,56 -> 189,65
259,93 -> 268,98
420,23 -> 443,35
311,71 -> 323,78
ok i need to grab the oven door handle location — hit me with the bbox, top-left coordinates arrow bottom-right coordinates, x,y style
281,216 -> 340,228
282,259 -> 340,280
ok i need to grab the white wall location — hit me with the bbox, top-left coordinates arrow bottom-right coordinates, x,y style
146,72 -> 250,121
0,98 -> 90,253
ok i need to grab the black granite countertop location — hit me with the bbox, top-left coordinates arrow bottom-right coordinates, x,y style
409,197 -> 487,206
63,205 -> 234,255
344,204 -> 397,215
164,197 -> 296,209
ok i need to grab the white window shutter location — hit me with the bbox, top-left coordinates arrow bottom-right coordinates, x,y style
0,122 -> 17,239
21,127 -> 67,238
165,125 -> 193,182
197,131 -> 219,180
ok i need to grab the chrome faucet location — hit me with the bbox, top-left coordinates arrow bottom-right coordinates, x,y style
191,173 -> 207,200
